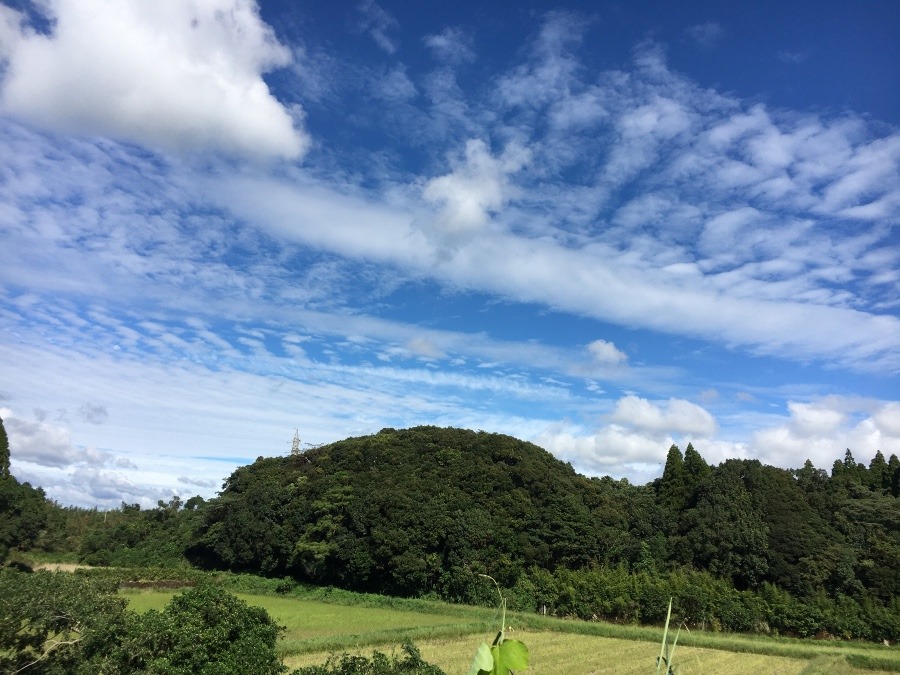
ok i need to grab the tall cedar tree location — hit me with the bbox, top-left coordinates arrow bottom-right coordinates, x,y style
0,415 -> 9,477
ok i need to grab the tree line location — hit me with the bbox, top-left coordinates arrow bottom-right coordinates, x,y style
2,421 -> 899,641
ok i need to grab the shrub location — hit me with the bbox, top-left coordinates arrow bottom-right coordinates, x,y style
292,642 -> 445,675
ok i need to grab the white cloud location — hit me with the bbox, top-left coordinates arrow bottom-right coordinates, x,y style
374,66 -> 417,101
0,0 -> 308,159
496,12 -> 586,110
536,394 -> 900,484
750,397 -> 900,469
610,395 -> 718,437
685,21 -> 724,49
2,408 -> 110,468
213,166 -> 900,372
1,9 -> 898,505
424,27 -> 475,64
587,339 -> 627,365
787,399 -> 847,436
873,402 -> 900,436
538,424 -> 669,479
422,139 -> 530,240
356,0 -> 399,54
534,395 -> 720,481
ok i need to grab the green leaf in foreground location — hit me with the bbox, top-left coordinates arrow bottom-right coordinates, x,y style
490,639 -> 529,675
468,638 -> 530,675
467,641 -> 494,675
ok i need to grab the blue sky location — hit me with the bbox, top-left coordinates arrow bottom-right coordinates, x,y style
0,0 -> 898,507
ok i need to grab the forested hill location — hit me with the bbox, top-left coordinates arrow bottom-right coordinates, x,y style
4,422 -> 900,639
188,426 -> 900,619
189,426 -> 634,597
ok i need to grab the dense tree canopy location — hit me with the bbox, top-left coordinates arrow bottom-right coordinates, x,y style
182,427 -> 900,633
189,427 -> 631,599
0,572 -> 285,674
13,424 -> 900,640
0,414 -> 48,563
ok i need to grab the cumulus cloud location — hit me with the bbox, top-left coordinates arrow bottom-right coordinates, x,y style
0,0 -> 309,159
587,339 -> 627,365
422,139 -> 530,241
536,395 -> 719,480
610,395 -> 718,437
751,397 -> 900,469
538,395 -> 900,484
2,408 -> 110,468
873,402 -> 900,436
71,467 -> 170,503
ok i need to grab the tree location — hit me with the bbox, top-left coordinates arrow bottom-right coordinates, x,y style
116,582 -> 286,674
0,414 -> 9,477
0,572 -> 285,674
683,461 -> 770,589
0,477 -> 48,563
683,443 -> 710,483
0,570 -> 128,674
887,454 -> 900,497
656,444 -> 688,519
869,451 -> 888,492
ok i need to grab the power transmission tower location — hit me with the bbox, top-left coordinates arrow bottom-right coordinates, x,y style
290,429 -> 301,455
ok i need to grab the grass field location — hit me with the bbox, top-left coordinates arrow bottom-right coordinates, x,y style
286,632 -> 891,675
122,587 -> 900,674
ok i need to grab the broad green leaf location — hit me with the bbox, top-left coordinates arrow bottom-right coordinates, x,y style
467,641 -> 493,675
490,639 -> 529,674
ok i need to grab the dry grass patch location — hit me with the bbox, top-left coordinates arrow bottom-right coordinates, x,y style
285,631 -> 899,675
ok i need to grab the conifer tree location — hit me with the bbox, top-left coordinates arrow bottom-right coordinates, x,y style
868,450 -> 888,492
657,444 -> 689,529
889,454 -> 900,497
0,415 -> 9,478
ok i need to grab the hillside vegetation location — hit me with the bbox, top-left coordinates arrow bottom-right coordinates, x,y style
6,424 -> 900,642
182,426 -> 900,640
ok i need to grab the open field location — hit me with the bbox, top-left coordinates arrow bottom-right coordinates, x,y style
123,587 -> 900,674
285,632 -> 890,674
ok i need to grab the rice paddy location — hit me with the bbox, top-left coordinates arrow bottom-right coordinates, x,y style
122,588 -> 900,674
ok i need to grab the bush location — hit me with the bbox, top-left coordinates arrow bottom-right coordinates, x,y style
114,581 -> 286,674
292,642 -> 445,675
0,571 -> 286,674
0,569 -> 128,674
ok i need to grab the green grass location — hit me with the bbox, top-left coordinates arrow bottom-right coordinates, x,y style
121,584 -> 900,674
284,633 -> 900,675
123,588 -> 496,655
285,632 -> 888,675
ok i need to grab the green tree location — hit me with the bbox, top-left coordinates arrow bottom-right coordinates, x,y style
887,454 -> 900,497
0,476 -> 48,563
742,462 -> 834,596
656,444 -> 688,530
683,443 -> 711,489
0,572 -> 285,674
869,451 -> 889,492
116,582 -> 286,674
0,570 -> 128,674
0,414 -> 9,477
683,461 -> 770,589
